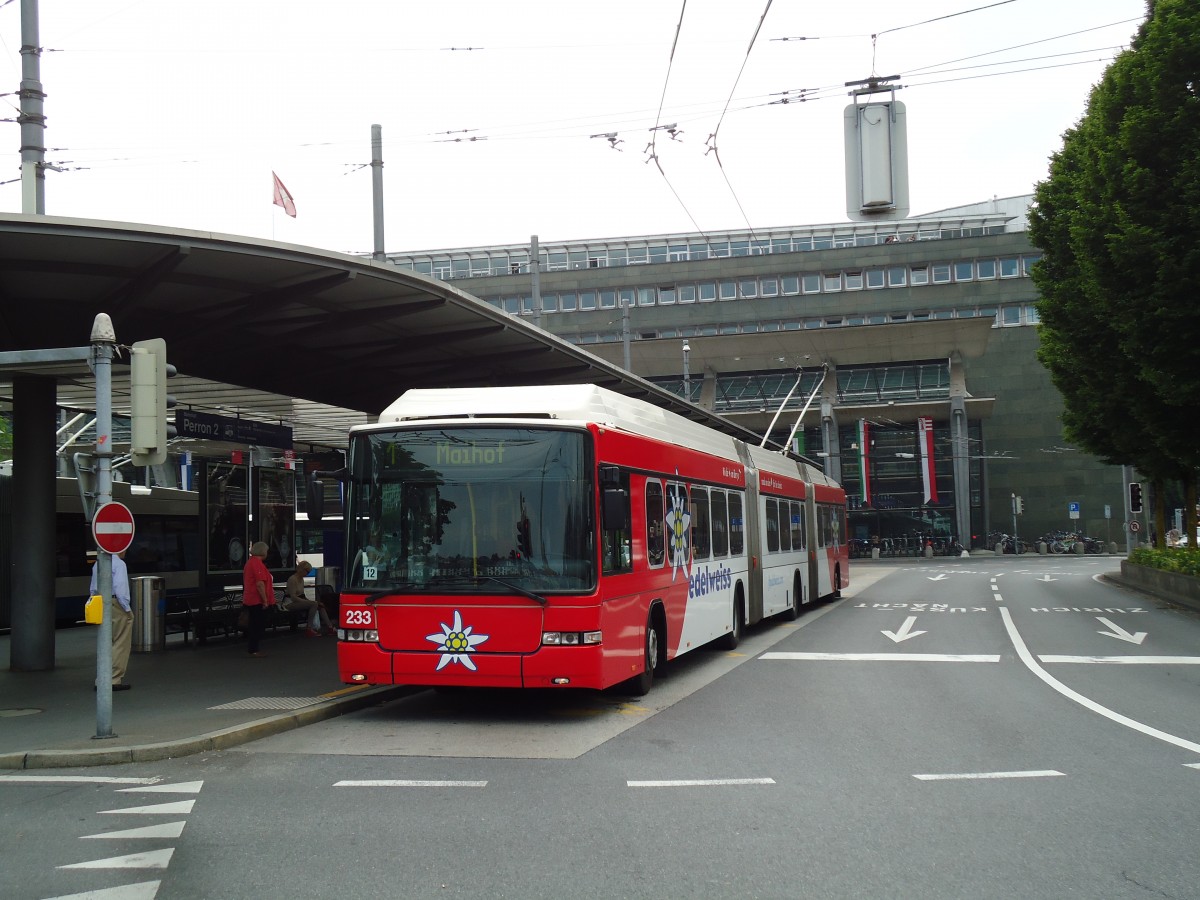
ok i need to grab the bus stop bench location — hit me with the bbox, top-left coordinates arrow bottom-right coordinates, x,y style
164,594 -> 197,644
192,591 -> 311,644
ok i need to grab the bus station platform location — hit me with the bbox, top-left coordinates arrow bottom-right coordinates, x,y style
0,625 -> 413,770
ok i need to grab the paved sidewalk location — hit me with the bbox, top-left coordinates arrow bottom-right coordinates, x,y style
0,624 -> 409,770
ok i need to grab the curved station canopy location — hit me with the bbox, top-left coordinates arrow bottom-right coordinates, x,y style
0,214 -> 762,448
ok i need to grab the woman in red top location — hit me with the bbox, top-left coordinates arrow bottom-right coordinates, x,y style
242,541 -> 276,657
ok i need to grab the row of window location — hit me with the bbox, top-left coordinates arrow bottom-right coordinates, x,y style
563,303 -> 1041,347
389,224 -> 1011,281
484,255 -> 1041,316
646,481 -> 746,567
705,364 -> 953,412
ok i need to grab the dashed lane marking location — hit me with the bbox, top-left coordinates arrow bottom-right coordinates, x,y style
761,652 -> 1001,662
334,779 -> 487,787
627,778 -> 776,787
913,770 -> 1065,781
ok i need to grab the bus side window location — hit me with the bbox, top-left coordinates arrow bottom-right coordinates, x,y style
765,497 -> 779,553
691,487 -> 710,560
711,490 -> 728,557
729,493 -> 744,555
777,499 -> 790,552
602,469 -> 632,575
645,480 -> 665,568
791,501 -> 805,550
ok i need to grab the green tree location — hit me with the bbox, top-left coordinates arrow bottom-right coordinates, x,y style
0,413 -> 11,462
1028,0 -> 1200,544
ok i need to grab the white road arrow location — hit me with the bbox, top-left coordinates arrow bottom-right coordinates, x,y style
927,574 -> 949,582
883,616 -> 927,643
1037,575 -> 1057,582
1096,617 -> 1147,645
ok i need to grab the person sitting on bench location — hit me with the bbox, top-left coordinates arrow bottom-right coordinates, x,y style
283,560 -> 336,637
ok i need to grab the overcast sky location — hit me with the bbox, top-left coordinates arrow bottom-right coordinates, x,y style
1,0 -> 1147,254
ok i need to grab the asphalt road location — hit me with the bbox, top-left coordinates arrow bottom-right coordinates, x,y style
4,557 -> 1200,900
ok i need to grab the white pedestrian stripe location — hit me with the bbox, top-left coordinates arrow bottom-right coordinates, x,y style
99,800 -> 195,816
913,770 -> 1065,781
39,880 -> 161,900
1040,655 -> 1200,665
334,780 -> 487,787
59,849 -> 175,870
82,822 -> 187,840
116,781 -> 203,794
1184,763 -> 1200,770
761,652 -> 1000,662
627,778 -> 776,787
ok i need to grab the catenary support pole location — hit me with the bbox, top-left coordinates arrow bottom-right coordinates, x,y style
530,235 -> 541,328
19,0 -> 46,214
371,124 -> 385,262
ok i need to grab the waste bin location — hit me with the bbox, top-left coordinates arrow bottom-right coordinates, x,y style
131,576 -> 166,653
314,567 -> 340,619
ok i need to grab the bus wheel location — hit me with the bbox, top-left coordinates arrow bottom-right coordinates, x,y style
621,612 -> 660,696
718,594 -> 745,650
784,573 -> 802,621
833,566 -> 842,599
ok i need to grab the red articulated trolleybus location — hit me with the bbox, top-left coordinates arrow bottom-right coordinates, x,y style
328,384 -> 848,694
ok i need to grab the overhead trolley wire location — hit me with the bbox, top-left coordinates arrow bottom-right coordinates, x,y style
644,1 -> 708,239
704,0 -> 774,240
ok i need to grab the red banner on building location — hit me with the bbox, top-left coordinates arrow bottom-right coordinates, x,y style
918,416 -> 938,504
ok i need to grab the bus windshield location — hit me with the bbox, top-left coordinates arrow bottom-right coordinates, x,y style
344,427 -> 594,594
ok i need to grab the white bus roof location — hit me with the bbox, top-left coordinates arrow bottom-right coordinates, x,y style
373,384 -> 833,484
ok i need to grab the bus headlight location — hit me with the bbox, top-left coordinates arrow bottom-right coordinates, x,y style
338,629 -> 379,642
542,631 -> 601,646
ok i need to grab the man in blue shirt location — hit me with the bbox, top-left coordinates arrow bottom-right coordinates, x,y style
89,549 -> 133,691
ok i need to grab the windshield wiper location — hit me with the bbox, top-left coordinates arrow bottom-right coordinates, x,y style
420,574 -> 549,607
358,583 -> 423,604
356,577 -> 547,607
479,575 -> 547,606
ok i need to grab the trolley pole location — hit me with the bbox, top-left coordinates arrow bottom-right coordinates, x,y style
91,314 -> 118,739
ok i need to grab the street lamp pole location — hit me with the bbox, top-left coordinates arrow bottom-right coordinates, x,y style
682,340 -> 691,400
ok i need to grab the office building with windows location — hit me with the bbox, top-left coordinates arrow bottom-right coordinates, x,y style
384,196 -> 1124,552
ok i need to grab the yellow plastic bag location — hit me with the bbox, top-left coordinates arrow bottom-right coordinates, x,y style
84,594 -> 104,625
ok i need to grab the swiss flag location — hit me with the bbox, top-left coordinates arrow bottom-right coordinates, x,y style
271,171 -> 297,218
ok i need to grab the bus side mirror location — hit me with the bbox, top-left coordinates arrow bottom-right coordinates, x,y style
306,472 -> 325,522
599,465 -> 629,530
602,487 -> 630,531
307,468 -> 347,522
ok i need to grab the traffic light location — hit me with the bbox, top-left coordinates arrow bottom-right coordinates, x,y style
1128,481 -> 1144,515
516,517 -> 532,558
129,338 -> 177,466
1014,496 -> 1024,515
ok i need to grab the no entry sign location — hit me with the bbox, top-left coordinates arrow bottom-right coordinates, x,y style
92,501 -> 136,555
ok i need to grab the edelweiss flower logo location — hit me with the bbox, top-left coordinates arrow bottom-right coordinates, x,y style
426,610 -> 490,671
664,489 -> 692,582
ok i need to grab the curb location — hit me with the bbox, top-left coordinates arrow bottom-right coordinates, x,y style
0,685 -> 416,770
